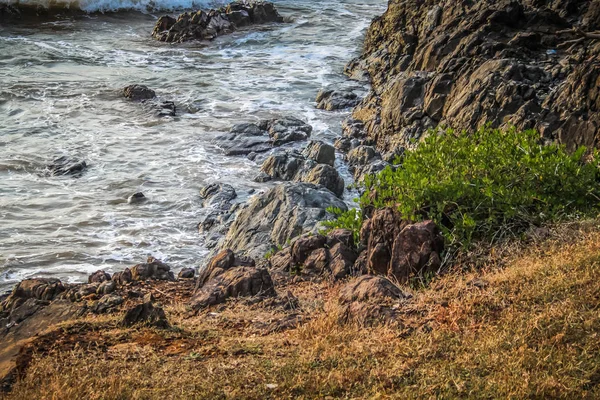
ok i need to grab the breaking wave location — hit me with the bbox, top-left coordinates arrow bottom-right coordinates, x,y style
2,0 -> 225,13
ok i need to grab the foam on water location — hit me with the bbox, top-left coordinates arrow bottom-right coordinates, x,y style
3,0 -> 217,12
0,0 -> 387,291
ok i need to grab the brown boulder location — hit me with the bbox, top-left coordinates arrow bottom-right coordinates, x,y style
302,248 -> 329,274
88,270 -> 111,284
291,234 -> 327,266
361,208 -> 407,274
339,275 -> 407,303
328,243 -> 358,281
326,228 -> 355,249
191,267 -> 276,310
130,257 -> 175,281
112,268 -> 132,285
121,293 -> 169,329
388,220 -> 444,282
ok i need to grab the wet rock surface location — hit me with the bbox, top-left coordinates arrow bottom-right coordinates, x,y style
122,84 -> 155,101
152,1 -> 284,43
315,88 -> 361,111
46,156 -> 88,177
346,0 -> 600,153
219,182 -> 347,259
219,117 -> 312,156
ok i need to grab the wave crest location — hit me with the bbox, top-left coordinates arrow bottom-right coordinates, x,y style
2,0 -> 226,13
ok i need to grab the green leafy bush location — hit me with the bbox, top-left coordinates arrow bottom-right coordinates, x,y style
329,127 -> 600,249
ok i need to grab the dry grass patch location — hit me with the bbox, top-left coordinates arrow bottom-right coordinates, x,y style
4,224 -> 600,399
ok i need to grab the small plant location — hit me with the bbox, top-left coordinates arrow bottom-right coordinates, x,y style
327,126 -> 600,250
322,207 -> 363,245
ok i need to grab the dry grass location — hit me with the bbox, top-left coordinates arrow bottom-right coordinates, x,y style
4,223 -> 600,399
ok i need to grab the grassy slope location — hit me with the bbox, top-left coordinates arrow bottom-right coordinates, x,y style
4,224 -> 600,399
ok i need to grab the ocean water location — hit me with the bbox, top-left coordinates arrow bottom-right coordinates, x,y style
0,0 -> 386,291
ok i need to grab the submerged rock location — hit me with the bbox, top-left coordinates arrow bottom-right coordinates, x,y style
152,1 -> 284,43
46,156 -> 87,177
123,85 -> 156,101
127,192 -> 147,204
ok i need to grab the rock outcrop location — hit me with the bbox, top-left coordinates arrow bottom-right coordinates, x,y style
152,1 -> 284,43
256,146 -> 345,197
219,117 -> 312,156
121,293 -> 169,329
346,0 -> 600,152
359,208 -> 444,282
219,183 -> 347,259
315,88 -> 361,111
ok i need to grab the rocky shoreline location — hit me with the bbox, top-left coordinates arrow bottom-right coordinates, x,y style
2,0 -> 600,395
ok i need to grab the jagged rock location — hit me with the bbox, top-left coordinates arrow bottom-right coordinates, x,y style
220,117 -> 311,156
112,268 -> 132,285
123,85 -> 156,101
259,150 -> 313,181
130,257 -> 175,281
96,281 -> 116,295
265,116 -> 313,145
326,228 -> 355,249
152,1 -> 283,43
361,208 -> 443,282
196,249 -> 236,288
328,242 -> 358,280
268,247 -> 293,271
302,140 -> 336,167
347,0 -> 600,152
302,248 -> 329,274
388,220 -> 444,282
200,183 -> 237,211
315,88 -> 361,110
4,278 -> 64,305
88,270 -> 111,284
339,275 -> 407,303
190,267 -> 276,310
338,275 -> 409,326
91,294 -> 124,314
301,164 -> 345,197
178,268 -> 195,279
291,234 -> 327,266
219,182 -> 347,259
127,192 -> 147,204
121,293 -> 169,328
46,156 -> 87,177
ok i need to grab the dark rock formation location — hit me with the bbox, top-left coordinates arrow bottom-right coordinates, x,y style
178,268 -> 196,279
200,183 -> 237,211
219,182 -> 347,259
88,270 -> 111,284
315,88 -> 361,111
123,85 -> 156,101
191,266 -> 276,310
46,156 -> 87,177
346,0 -> 600,152
302,140 -> 336,167
360,208 -> 444,282
121,293 -> 169,329
152,1 -> 284,43
219,117 -> 312,156
127,192 -> 147,204
130,257 -> 175,281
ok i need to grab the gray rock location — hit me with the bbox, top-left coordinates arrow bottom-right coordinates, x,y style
302,140 -> 336,167
315,88 -> 361,111
178,268 -> 195,279
300,164 -> 345,198
200,183 -> 237,211
265,116 -> 312,145
219,182 -> 347,259
46,156 -> 87,177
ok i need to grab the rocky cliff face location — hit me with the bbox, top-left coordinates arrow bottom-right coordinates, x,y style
346,0 -> 600,153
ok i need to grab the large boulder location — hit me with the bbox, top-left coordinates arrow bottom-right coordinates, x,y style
219,183 -> 347,259
302,140 -> 336,167
219,117 -> 311,156
346,0 -> 600,152
121,293 -> 169,329
361,208 -> 444,282
200,183 -> 237,211
190,267 -> 276,310
301,164 -> 345,198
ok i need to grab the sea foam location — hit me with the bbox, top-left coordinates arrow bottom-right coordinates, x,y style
2,0 -> 222,13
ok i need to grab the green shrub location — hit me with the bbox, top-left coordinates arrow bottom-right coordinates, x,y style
329,127 -> 600,249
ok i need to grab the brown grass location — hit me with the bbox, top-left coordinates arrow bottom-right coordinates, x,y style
4,223 -> 600,399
